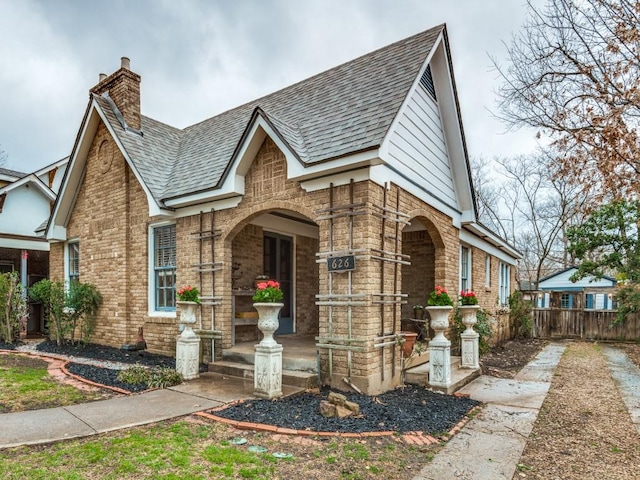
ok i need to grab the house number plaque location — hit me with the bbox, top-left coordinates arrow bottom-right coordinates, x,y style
327,255 -> 356,272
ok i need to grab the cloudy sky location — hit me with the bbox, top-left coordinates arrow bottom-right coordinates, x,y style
0,0 -> 542,174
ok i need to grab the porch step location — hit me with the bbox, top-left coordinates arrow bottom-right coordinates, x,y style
208,361 -> 319,389
221,349 -> 317,372
404,356 -> 481,395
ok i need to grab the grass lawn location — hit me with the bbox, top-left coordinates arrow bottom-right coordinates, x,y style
0,354 -> 106,413
0,419 -> 440,479
0,354 -> 443,478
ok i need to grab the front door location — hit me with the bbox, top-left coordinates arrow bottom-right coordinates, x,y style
263,233 -> 293,334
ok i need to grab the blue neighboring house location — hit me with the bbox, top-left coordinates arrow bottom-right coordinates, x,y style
535,266 -> 617,310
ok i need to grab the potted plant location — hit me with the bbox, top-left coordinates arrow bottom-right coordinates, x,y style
459,289 -> 480,334
459,289 -> 478,306
412,304 -> 424,320
253,280 -> 284,346
426,285 -> 454,341
176,285 -> 200,335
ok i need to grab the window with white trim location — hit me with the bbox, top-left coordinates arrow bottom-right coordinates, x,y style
499,262 -> 510,306
484,255 -> 491,287
153,224 -> 176,311
68,242 -> 80,283
460,246 -> 471,292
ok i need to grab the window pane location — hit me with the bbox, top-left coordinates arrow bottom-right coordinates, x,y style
69,242 -> 80,282
154,225 -> 176,310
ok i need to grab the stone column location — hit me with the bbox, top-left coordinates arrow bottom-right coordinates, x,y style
459,305 -> 480,369
176,301 -> 201,380
427,306 -> 453,388
254,303 -> 284,399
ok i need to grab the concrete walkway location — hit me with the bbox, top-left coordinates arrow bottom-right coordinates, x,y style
602,345 -> 640,435
413,343 -> 567,480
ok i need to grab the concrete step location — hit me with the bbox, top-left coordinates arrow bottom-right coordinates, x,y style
208,361 -> 318,389
221,349 -> 317,372
404,356 -> 480,395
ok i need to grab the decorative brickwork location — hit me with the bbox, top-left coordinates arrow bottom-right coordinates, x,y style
52,127 -> 515,394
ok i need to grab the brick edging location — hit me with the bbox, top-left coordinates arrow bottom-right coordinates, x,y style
194,401 -> 484,445
1,349 -> 140,396
59,361 -> 133,395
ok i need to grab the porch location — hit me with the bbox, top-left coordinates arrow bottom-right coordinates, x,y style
208,333 -> 479,393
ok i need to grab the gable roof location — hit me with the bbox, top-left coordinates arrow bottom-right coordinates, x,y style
96,25 -> 443,204
0,173 -> 56,200
0,167 -> 26,182
538,266 -> 617,286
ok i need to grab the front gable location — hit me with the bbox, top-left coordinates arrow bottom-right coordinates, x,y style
47,98 -> 171,241
379,29 -> 476,224
538,267 -> 617,290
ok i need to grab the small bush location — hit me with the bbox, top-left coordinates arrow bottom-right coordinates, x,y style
29,279 -> 102,345
451,307 -> 494,355
117,365 -> 183,389
0,272 -> 27,343
509,291 -> 533,338
116,365 -> 150,385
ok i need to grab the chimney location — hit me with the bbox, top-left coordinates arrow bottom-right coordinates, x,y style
90,57 -> 141,130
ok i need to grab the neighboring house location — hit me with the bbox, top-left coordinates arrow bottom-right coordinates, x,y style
47,25 -> 519,394
0,159 -> 68,334
536,266 -> 617,310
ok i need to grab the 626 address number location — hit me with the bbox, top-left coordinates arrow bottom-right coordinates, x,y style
327,255 -> 356,272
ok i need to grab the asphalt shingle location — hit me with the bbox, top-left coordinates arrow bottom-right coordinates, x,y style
96,26 -> 443,205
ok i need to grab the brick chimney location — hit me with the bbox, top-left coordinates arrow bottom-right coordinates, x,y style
90,57 -> 141,130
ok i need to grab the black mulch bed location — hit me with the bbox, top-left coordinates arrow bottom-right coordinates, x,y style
0,341 -> 17,350
36,340 -> 207,372
66,362 -> 148,393
211,385 -> 481,434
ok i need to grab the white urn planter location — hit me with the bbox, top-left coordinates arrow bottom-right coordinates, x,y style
459,305 -> 481,369
428,306 -> 453,341
426,305 -> 453,388
177,301 -> 198,337
254,302 -> 284,346
254,302 -> 284,399
175,301 -> 200,380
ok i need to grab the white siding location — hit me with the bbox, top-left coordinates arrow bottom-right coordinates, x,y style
386,84 -> 456,207
538,268 -> 616,290
0,185 -> 50,237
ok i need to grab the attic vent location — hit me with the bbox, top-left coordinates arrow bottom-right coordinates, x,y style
420,65 -> 437,101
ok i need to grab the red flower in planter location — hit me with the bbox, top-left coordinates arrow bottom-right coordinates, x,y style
253,280 -> 284,303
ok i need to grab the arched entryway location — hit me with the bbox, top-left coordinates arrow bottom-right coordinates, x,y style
224,208 -> 320,350
401,215 -> 445,339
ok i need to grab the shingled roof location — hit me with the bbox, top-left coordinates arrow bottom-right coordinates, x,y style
97,25 -> 443,204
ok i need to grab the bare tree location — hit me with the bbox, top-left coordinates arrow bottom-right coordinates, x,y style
470,156 -> 513,242
472,151 -> 591,287
494,0 -> 640,199
0,145 -> 6,167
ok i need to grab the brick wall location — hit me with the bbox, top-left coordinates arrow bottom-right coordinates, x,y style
295,235 -> 319,335
53,123 -> 517,394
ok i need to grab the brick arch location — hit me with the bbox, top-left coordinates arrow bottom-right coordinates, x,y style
222,200 -> 318,246
403,209 -> 445,250
401,212 -> 447,325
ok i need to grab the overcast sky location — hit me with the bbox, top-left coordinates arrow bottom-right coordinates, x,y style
0,0 -> 542,174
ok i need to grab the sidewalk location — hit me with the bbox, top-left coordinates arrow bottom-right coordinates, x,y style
0,371 -> 301,449
413,343 -> 566,480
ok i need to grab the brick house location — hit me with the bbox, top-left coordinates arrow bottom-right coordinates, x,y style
47,25 -> 519,394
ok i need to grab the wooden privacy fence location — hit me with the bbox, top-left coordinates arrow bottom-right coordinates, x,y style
532,308 -> 640,341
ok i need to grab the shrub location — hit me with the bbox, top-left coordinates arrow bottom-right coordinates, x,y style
509,291 -> 533,338
451,307 -> 494,355
117,365 -> 183,389
0,272 -> 27,343
29,279 -> 102,345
